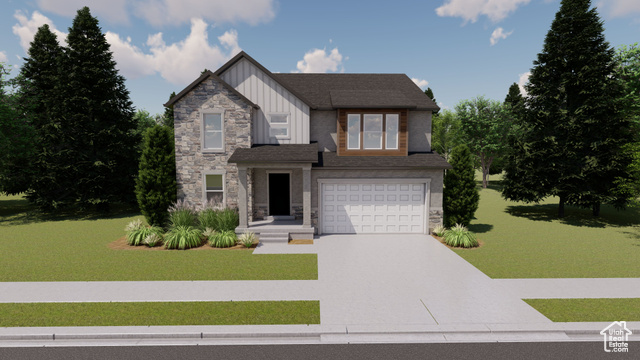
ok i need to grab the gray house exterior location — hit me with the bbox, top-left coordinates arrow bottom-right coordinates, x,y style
166,52 -> 450,238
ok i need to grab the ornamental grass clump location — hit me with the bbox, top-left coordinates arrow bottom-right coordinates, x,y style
168,199 -> 198,228
443,223 -> 479,248
433,225 -> 446,237
164,226 -> 203,250
238,232 -> 256,248
209,230 -> 237,248
144,233 -> 163,247
126,225 -> 164,246
217,208 -> 239,232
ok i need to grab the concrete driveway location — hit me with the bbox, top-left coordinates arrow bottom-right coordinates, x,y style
311,234 -> 551,326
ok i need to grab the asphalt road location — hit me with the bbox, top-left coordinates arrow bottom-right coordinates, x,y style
0,342 -> 634,360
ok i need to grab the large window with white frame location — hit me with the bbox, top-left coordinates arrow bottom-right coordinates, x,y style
268,113 -> 290,139
204,174 -> 224,206
202,111 -> 224,151
346,112 -> 400,151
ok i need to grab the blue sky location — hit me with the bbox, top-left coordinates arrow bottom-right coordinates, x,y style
1,0 -> 639,115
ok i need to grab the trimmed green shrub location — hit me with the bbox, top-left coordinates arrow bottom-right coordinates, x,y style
209,230 -> 237,248
443,144 -> 479,227
238,232 -> 256,248
168,200 -> 198,228
126,226 -> 164,246
443,224 -> 479,248
164,226 -> 203,250
433,225 -> 446,237
135,124 -> 177,227
144,233 -> 163,247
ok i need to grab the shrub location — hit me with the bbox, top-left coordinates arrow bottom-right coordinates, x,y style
217,208 -> 239,231
199,208 -> 218,230
135,124 -> 177,227
443,224 -> 479,248
443,144 -> 479,227
126,226 -> 164,246
168,199 -> 198,228
209,230 -> 237,248
238,232 -> 256,248
144,233 -> 163,247
433,225 -> 446,237
164,225 -> 203,250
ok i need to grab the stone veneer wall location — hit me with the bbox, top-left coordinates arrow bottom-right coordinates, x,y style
174,77 -> 253,211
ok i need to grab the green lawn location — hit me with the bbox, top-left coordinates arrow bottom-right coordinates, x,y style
0,194 -> 317,281
0,301 -> 320,327
450,174 -> 640,278
524,298 -> 640,322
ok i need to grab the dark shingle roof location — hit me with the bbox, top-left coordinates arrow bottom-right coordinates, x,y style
164,71 -> 258,109
228,144 -> 319,163
274,73 -> 439,111
315,152 -> 451,169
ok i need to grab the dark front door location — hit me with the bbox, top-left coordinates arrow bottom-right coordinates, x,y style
269,173 -> 290,216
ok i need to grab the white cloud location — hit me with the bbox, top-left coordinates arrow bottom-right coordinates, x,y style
438,102 -> 450,110
518,71 -> 531,96
13,11 -> 242,85
411,78 -> 429,89
37,0 -> 130,24
0,51 -> 7,63
12,11 -> 67,52
295,48 -> 344,73
597,0 -> 640,18
34,0 -> 276,27
436,0 -> 531,23
490,27 -> 513,46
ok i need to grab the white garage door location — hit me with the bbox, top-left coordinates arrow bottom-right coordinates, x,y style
321,181 -> 426,234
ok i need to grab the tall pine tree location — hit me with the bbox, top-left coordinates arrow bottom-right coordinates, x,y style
502,0 -> 633,217
59,7 -> 138,209
443,144 -> 479,227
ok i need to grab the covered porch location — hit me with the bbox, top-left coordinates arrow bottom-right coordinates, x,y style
228,144 -> 318,242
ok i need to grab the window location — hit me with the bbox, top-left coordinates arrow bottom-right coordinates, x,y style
385,114 -> 399,150
204,174 -> 224,205
363,114 -> 383,149
347,114 -> 360,149
202,112 -> 223,151
268,113 -> 290,139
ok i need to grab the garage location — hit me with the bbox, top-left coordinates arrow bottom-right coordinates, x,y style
320,180 -> 428,234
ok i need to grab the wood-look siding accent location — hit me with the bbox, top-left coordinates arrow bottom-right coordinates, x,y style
337,109 -> 408,156
219,59 -> 310,145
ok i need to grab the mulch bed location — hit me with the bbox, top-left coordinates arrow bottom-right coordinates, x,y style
288,239 -> 314,245
109,236 -> 256,251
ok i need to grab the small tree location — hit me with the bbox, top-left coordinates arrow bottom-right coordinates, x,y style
136,125 -> 177,226
424,87 -> 438,115
431,109 -> 461,161
443,144 -> 479,227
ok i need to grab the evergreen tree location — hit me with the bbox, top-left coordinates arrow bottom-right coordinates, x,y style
136,125 -> 177,226
502,0 -> 633,217
57,7 -> 138,209
504,83 -> 525,116
424,87 -> 438,115
162,91 -> 176,128
443,144 -> 479,227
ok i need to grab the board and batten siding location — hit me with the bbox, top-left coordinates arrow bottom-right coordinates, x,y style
219,58 -> 310,144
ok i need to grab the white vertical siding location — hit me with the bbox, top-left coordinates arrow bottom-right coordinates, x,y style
220,59 -> 310,145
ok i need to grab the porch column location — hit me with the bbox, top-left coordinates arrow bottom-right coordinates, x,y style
238,166 -> 248,228
302,166 -> 311,228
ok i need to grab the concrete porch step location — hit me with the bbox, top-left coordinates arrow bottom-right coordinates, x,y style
257,232 -> 290,244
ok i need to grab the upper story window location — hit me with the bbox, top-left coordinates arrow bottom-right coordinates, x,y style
268,113 -> 290,139
202,110 -> 224,152
339,109 -> 407,156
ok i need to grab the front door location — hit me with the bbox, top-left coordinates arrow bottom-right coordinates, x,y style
268,173 -> 290,216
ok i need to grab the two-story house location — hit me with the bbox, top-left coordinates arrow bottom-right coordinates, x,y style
165,52 -> 450,240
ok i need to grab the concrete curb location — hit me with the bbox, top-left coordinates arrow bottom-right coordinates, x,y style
1,322 -> 639,345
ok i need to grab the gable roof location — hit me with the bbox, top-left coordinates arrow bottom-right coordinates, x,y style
164,70 -> 259,109
214,51 -> 316,108
275,73 -> 439,111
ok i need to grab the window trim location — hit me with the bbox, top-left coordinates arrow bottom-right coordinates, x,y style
267,112 -> 291,140
385,114 -> 399,150
347,114 -> 361,150
201,109 -> 225,153
203,171 -> 226,207
363,114 -> 384,150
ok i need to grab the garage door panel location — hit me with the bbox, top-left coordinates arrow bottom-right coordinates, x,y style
321,181 -> 425,234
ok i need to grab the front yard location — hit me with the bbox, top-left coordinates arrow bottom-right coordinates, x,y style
453,177 -> 640,279
0,194 -> 317,281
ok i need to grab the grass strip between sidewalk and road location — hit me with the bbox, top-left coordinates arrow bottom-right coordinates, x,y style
0,301 -> 320,327
524,298 -> 640,322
